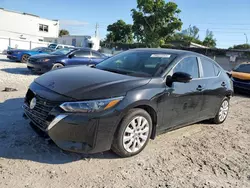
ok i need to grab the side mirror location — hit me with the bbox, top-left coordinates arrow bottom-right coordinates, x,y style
172,72 -> 192,83
166,72 -> 192,85
68,54 -> 74,58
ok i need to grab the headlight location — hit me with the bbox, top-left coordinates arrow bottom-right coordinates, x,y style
39,58 -> 50,62
60,96 -> 124,113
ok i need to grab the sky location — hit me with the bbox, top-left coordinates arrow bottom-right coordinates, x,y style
1,0 -> 250,48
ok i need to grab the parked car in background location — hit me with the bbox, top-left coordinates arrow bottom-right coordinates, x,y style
7,47 -> 54,63
27,48 -> 108,73
23,49 -> 233,157
48,43 -> 74,50
231,62 -> 250,94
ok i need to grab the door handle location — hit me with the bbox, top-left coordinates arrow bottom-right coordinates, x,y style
196,85 -> 203,91
221,82 -> 226,87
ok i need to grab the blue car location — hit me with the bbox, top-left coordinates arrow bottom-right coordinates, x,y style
27,48 -> 108,73
7,47 -> 55,63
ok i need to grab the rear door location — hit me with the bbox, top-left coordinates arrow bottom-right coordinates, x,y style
199,57 -> 225,119
165,56 -> 205,128
67,50 -> 91,66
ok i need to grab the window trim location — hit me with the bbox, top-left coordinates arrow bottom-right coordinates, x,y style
199,57 -> 222,79
165,55 -> 201,80
39,24 -> 49,32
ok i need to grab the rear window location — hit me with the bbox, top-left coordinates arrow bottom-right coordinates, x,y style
48,44 -> 57,49
233,64 -> 250,74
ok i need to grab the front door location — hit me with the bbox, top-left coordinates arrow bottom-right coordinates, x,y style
67,50 -> 91,66
165,56 -> 204,127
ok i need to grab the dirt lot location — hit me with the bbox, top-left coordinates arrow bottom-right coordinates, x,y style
0,55 -> 249,188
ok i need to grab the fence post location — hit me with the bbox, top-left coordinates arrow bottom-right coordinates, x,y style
30,41 -> 32,49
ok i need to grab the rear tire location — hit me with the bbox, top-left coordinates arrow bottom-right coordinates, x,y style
112,108 -> 152,157
212,97 -> 230,124
51,63 -> 64,70
21,54 -> 30,63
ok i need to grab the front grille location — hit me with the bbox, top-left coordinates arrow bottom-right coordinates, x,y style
7,51 -> 13,55
28,58 -> 37,63
24,90 -> 58,130
233,77 -> 250,83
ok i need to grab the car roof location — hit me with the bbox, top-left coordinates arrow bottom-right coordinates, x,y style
129,48 -> 204,57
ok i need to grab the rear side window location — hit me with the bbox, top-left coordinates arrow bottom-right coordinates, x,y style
201,58 -> 220,77
173,57 -> 199,78
74,50 -> 90,57
92,51 -> 102,58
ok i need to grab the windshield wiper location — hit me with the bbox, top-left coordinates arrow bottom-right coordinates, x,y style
101,68 -> 130,75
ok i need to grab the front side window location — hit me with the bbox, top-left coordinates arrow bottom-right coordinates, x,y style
96,51 -> 176,77
201,58 -> 219,77
73,50 -> 90,58
39,24 -> 49,32
173,57 -> 199,78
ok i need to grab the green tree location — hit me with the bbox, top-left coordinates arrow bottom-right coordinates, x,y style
229,44 -> 250,49
203,29 -> 216,48
131,0 -> 183,47
182,25 -> 200,40
106,20 -> 133,43
59,29 -> 69,37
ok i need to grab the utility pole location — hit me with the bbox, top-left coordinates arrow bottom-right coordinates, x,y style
95,23 -> 99,38
244,33 -> 248,44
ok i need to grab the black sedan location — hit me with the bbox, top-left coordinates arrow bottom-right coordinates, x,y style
23,49 -> 233,157
27,48 -> 107,73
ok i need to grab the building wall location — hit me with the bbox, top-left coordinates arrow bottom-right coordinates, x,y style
0,8 -> 59,41
0,36 -> 49,53
56,35 -> 100,51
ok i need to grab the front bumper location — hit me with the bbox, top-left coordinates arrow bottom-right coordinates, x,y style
27,61 -> 53,73
7,55 -> 19,61
232,79 -> 250,94
23,100 -> 122,154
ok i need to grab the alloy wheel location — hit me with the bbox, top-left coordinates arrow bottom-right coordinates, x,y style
122,116 -> 150,153
22,55 -> 29,63
219,100 -> 229,122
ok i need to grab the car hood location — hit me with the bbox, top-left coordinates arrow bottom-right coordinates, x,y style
34,66 -> 151,100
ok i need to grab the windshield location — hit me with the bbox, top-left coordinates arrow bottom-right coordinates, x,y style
51,48 -> 75,55
31,47 -> 42,51
233,64 -> 250,74
48,44 -> 57,49
96,50 -> 176,77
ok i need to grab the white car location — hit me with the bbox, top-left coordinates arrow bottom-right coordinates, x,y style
48,43 -> 74,50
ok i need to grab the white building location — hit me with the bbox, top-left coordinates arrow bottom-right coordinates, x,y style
0,8 -> 59,52
55,35 -> 100,51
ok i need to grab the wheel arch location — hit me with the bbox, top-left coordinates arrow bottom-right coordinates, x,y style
115,101 -> 158,140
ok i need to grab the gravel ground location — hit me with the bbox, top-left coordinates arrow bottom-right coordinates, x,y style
0,55 -> 249,188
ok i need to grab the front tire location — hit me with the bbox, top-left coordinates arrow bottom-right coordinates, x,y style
21,54 -> 30,63
212,97 -> 230,124
112,108 -> 152,157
